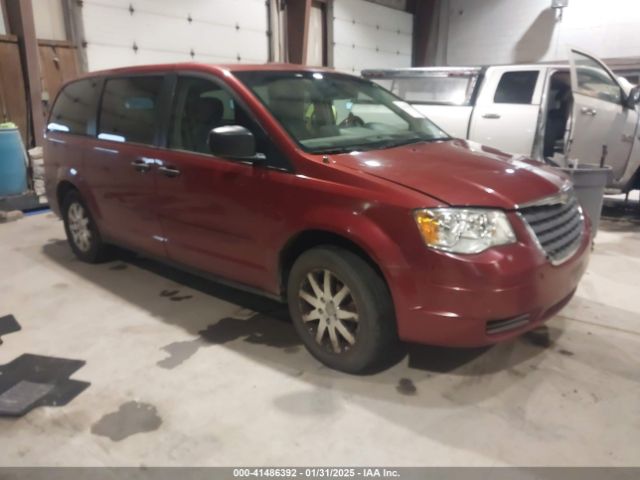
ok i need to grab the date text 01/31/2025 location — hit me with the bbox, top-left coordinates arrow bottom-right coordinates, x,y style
233,468 -> 400,478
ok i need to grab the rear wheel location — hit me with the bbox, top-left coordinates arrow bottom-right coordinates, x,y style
287,246 -> 397,373
62,190 -> 109,263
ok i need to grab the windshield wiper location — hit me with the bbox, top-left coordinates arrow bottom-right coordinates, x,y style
310,144 -> 380,154
309,136 -> 451,155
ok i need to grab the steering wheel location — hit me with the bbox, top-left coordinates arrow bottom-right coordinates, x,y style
339,113 -> 365,128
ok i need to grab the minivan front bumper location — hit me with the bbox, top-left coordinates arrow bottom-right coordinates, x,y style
393,212 -> 591,347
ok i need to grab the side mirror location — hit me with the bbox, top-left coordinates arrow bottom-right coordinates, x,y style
208,125 -> 260,161
625,85 -> 640,109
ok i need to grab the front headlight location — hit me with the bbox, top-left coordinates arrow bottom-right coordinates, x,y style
414,208 -> 516,254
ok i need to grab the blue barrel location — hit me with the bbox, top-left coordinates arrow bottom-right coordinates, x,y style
0,127 -> 28,196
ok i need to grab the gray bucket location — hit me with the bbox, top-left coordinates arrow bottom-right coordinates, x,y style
558,164 -> 611,240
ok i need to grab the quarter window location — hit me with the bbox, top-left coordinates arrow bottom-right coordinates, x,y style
494,71 -> 539,104
98,76 -> 163,144
48,78 -> 101,135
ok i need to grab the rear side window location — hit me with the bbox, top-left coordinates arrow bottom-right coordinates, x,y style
48,78 -> 100,135
494,71 -> 539,104
98,76 -> 163,144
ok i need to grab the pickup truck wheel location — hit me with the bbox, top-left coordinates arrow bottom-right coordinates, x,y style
287,246 -> 397,374
62,191 -> 109,263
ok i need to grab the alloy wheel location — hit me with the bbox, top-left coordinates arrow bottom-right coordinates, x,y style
67,202 -> 92,252
298,269 -> 359,354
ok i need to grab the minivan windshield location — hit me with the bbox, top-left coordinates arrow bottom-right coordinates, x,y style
235,71 -> 449,154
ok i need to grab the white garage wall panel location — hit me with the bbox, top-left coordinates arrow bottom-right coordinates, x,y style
333,0 -> 412,73
81,0 -> 269,71
442,0 -> 640,66
0,5 -> 6,35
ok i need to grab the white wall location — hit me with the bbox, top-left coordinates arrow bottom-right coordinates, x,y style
333,0 -> 413,73
0,5 -> 6,35
81,0 -> 269,71
436,0 -> 640,66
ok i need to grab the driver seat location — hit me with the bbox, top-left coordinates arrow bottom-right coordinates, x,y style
307,102 -> 339,138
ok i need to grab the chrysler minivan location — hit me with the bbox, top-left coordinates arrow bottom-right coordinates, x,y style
44,64 -> 590,373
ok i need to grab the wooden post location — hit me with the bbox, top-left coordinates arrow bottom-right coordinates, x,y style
286,0 -> 312,64
411,0 -> 438,66
5,0 -> 44,147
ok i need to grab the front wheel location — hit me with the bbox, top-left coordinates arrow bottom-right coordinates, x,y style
62,190 -> 109,263
287,246 -> 397,374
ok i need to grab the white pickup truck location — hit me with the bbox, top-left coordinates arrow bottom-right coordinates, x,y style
362,49 -> 640,192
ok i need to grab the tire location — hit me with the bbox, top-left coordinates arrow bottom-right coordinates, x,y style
62,190 -> 109,263
287,246 -> 397,374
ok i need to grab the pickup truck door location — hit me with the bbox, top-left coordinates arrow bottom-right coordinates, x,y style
567,49 -> 638,180
468,67 -> 544,156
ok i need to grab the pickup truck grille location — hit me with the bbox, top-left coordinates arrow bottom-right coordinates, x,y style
518,190 -> 584,265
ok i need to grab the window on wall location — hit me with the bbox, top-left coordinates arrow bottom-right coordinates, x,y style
98,76 -> 163,144
306,1 -> 328,67
494,71 -> 539,104
47,78 -> 101,135
33,0 -> 67,40
0,4 -> 7,35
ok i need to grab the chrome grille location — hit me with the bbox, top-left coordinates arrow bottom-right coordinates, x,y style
486,314 -> 531,335
518,190 -> 584,265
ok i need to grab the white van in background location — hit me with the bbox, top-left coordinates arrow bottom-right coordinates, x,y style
363,49 -> 640,192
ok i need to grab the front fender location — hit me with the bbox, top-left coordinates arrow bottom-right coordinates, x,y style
274,204 -> 419,324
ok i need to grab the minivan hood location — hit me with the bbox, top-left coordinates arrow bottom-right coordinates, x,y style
336,139 -> 567,209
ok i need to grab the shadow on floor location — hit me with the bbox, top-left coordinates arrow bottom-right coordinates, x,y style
39,237 -> 640,462
601,197 -> 640,231
41,239 -> 564,399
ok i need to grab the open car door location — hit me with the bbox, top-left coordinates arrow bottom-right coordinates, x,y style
567,48 -> 637,181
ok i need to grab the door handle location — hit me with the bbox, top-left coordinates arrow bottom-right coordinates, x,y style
131,159 -> 151,173
481,113 -> 501,119
580,107 -> 597,116
158,165 -> 181,178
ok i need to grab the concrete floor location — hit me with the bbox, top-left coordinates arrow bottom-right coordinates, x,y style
0,210 -> 639,466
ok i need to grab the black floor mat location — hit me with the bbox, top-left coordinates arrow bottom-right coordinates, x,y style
0,314 -> 21,344
0,354 -> 90,417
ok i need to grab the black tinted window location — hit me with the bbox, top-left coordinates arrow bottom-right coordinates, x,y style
494,71 -> 539,104
168,76 -> 290,169
48,78 -> 100,135
98,76 -> 163,144
168,77 -> 235,153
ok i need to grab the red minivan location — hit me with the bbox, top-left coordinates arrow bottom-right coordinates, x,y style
44,63 -> 590,373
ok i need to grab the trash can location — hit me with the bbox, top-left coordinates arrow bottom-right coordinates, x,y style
0,124 -> 29,197
558,164 -> 611,240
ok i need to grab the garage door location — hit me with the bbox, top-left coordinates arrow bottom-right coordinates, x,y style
333,0 -> 412,73
81,0 -> 269,71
